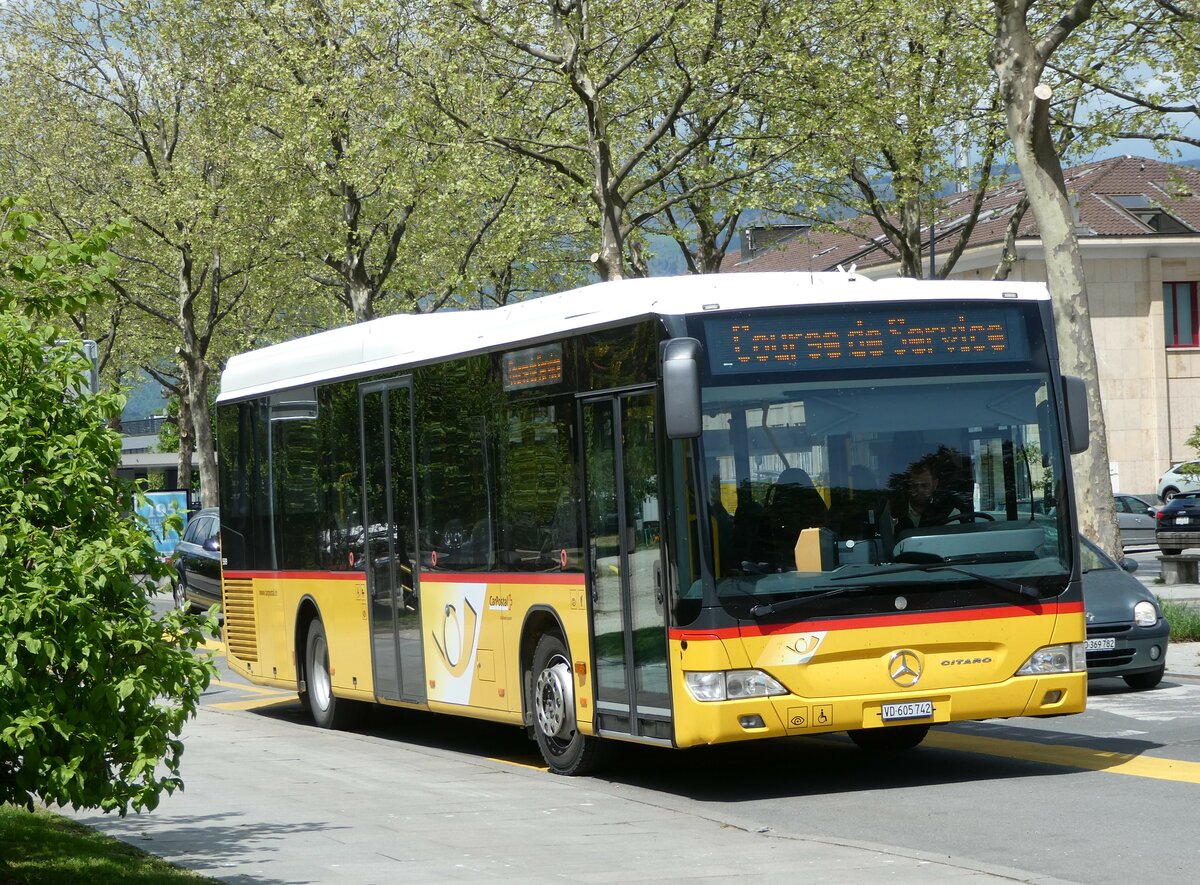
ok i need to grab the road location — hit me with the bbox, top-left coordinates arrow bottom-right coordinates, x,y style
95,578 -> 1200,884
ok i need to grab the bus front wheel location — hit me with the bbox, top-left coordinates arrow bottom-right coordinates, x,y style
531,634 -> 602,776
847,724 -> 930,751
302,619 -> 361,730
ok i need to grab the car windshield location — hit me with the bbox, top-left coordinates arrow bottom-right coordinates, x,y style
1079,540 -> 1114,572
689,372 -> 1073,621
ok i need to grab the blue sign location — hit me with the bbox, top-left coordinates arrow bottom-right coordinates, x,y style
139,491 -> 189,557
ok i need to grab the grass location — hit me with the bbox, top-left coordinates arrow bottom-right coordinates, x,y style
0,804 -> 212,884
1161,598 -> 1200,641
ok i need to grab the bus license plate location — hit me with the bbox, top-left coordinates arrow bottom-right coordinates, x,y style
881,700 -> 933,722
1086,637 -> 1116,651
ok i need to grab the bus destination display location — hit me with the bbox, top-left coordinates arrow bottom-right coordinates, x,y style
502,343 -> 564,391
704,306 -> 1030,374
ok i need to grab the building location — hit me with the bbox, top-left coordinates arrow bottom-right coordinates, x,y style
723,155 -> 1200,498
119,415 -> 198,495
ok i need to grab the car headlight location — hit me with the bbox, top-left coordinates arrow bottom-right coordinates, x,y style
1133,600 -> 1159,627
1016,643 -> 1086,675
684,669 -> 788,702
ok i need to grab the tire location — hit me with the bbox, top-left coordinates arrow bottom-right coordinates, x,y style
1161,547 -> 1183,556
1123,667 -> 1165,691
303,619 -> 362,730
173,571 -> 192,613
1162,487 -> 1179,502
530,633 -> 603,775
847,723 -> 930,751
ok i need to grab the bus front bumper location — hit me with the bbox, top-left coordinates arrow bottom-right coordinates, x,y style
670,672 -> 1086,749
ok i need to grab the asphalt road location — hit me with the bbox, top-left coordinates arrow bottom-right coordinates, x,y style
91,581 -> 1200,884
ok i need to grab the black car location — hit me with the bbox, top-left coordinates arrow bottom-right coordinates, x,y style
1153,491 -> 1200,555
171,507 -> 222,613
1080,537 -> 1169,690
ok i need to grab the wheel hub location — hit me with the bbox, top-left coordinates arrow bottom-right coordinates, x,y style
535,658 -> 574,738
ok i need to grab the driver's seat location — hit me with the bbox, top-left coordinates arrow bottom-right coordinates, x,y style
761,468 -> 827,569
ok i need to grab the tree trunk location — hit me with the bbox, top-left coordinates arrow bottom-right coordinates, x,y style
177,373 -> 194,500
177,250 -> 221,511
187,359 -> 220,511
991,2 -> 1119,556
558,0 -> 626,281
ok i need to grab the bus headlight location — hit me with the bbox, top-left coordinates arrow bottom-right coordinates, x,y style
1015,643 -> 1086,675
1133,601 -> 1158,627
684,669 -> 788,702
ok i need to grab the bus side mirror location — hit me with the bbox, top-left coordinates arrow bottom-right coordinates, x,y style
1062,374 -> 1089,455
662,337 -> 702,439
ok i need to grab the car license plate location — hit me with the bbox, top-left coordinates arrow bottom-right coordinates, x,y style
1177,516 -> 1191,525
881,700 -> 933,722
1086,637 -> 1116,651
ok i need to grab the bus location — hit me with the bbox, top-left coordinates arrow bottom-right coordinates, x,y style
215,272 -> 1091,774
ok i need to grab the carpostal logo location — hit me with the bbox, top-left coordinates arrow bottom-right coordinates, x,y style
488,593 -> 514,612
785,632 -> 827,664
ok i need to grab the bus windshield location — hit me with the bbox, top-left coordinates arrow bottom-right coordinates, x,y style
692,351 -> 1072,623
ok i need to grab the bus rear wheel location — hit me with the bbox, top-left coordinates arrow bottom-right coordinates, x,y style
302,619 -> 361,730
847,724 -> 930,751
531,634 -> 602,776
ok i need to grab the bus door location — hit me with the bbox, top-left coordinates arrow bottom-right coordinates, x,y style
360,379 -> 425,703
581,389 -> 672,744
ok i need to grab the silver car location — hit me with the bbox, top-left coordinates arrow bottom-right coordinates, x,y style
1113,494 -> 1157,550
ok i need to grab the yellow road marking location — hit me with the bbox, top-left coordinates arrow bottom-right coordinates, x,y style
213,695 -> 298,712
487,756 -> 548,771
928,731 -> 1200,785
209,677 -> 291,697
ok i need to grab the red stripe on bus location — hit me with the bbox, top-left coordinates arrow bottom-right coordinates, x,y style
417,571 -> 586,586
669,601 -> 1084,641
223,570 -> 365,581
222,569 -> 585,586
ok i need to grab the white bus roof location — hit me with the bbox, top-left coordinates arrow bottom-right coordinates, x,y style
216,273 -> 1051,403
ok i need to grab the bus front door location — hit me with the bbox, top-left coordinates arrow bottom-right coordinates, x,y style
582,390 -> 672,744
360,379 -> 425,704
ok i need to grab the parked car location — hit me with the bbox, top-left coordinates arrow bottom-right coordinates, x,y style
1156,461 -> 1200,501
1113,493 -> 1157,550
1080,537 -> 1169,690
171,507 -> 222,613
1154,492 -> 1200,555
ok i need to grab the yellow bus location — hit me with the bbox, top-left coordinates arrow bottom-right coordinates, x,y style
215,272 -> 1091,774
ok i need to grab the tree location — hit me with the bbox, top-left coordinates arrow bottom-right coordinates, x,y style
231,0 -> 581,323
1051,1 -> 1199,154
990,0 -> 1120,555
0,199 -> 216,814
434,0 -> 784,281
0,0 -> 295,509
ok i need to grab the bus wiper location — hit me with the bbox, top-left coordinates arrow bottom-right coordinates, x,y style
750,585 -> 861,618
920,564 -> 1040,601
749,555 -> 1043,619
827,555 -> 1041,601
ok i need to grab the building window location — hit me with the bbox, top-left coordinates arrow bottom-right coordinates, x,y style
1165,282 -> 1199,348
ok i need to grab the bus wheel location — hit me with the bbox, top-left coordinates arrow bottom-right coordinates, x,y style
531,634 -> 601,776
847,724 -> 930,751
304,619 -> 360,730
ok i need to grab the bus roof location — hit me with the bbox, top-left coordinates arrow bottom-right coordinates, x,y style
216,272 -> 1051,403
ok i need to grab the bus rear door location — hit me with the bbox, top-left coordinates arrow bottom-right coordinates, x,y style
360,378 -> 425,703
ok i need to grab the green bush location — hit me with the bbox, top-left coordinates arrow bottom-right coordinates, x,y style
1160,599 -> 1200,642
0,200 -> 217,815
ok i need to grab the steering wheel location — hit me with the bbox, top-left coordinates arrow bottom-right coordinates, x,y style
936,511 -> 995,525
